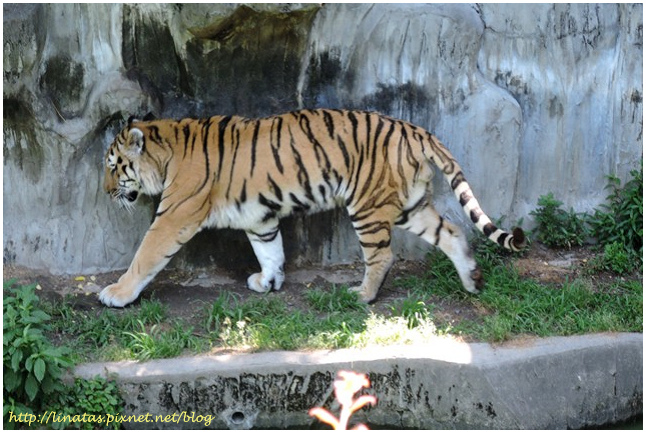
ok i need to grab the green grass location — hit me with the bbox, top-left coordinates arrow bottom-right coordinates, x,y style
48,298 -> 200,362
398,249 -> 642,342
42,243 -> 642,362
205,289 -> 368,351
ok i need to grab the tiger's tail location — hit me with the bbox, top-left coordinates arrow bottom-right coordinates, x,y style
428,135 -> 526,252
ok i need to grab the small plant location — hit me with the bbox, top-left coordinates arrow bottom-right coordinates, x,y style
530,193 -> 588,248
50,376 -> 124,429
3,280 -> 73,427
306,285 -> 366,313
391,296 -> 431,329
587,241 -> 641,275
588,164 -> 643,264
123,320 -> 196,361
309,371 -> 377,430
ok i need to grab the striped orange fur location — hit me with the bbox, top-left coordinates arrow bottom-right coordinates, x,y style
100,109 -> 525,307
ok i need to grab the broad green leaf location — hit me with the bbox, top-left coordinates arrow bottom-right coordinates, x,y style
24,374 -> 39,401
11,348 -> 23,371
34,358 -> 46,382
3,369 -> 22,392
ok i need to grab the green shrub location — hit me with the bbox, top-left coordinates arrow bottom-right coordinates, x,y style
50,376 -> 124,429
3,281 -> 124,429
3,280 -> 73,427
390,296 -> 431,329
587,241 -> 641,275
530,193 -> 588,248
588,165 -> 643,255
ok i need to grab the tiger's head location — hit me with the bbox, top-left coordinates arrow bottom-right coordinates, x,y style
103,115 -> 165,210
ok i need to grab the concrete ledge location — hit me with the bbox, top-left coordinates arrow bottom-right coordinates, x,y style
74,333 -> 643,429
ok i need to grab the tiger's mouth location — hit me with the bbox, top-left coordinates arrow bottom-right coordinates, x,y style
110,188 -> 139,210
125,191 -> 139,202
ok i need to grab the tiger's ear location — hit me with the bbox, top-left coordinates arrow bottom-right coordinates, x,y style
125,128 -> 145,155
127,112 -> 155,126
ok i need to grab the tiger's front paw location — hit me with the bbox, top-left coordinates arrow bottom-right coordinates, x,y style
99,283 -> 138,308
349,285 -> 377,303
247,271 -> 284,293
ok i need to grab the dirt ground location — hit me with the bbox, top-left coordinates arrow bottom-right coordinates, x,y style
3,242 -> 625,333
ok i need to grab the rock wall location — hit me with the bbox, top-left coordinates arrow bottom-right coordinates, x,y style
3,4 -> 642,274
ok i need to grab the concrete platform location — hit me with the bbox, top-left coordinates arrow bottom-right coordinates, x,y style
74,333 -> 643,429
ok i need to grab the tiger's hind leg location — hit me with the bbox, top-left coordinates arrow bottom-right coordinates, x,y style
348,214 -> 396,303
245,222 -> 285,293
397,204 -> 483,294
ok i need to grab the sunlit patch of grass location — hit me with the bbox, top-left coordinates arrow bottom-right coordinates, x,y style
400,249 -> 643,342
202,287 -> 455,351
352,314 -> 442,347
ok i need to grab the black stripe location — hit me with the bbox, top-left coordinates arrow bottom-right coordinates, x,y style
434,216 -> 444,246
216,116 -> 232,180
289,193 -> 311,212
271,117 -> 284,174
248,228 -> 279,242
267,175 -> 283,202
336,136 -> 351,170
497,232 -> 510,247
198,121 -> 212,193
240,179 -> 247,203
451,171 -> 466,190
360,115 -> 381,199
346,151 -> 364,206
250,120 -> 261,176
365,112 -> 372,153
354,220 -> 390,235
322,110 -> 335,139
148,125 -> 162,143
225,128 -> 241,200
459,190 -> 474,207
182,124 -> 191,159
382,120 -> 396,149
318,184 -> 327,200
359,238 -> 391,249
470,208 -> 484,224
300,113 -> 332,171
347,111 -> 360,152
373,116 -> 384,148
290,139 -> 314,201
483,222 -> 496,237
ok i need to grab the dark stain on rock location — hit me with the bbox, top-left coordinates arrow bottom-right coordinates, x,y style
360,82 -> 430,120
3,97 -> 44,183
158,383 -> 177,411
302,50 -> 355,108
122,5 -> 185,104
475,401 -> 497,419
4,240 -> 16,265
181,5 -> 320,117
39,54 -> 85,119
548,96 -> 564,118
631,90 -> 642,104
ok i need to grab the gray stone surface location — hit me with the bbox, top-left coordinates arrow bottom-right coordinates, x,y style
74,333 -> 643,429
3,4 -> 642,274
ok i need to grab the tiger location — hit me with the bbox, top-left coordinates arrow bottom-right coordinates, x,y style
100,109 -> 525,307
